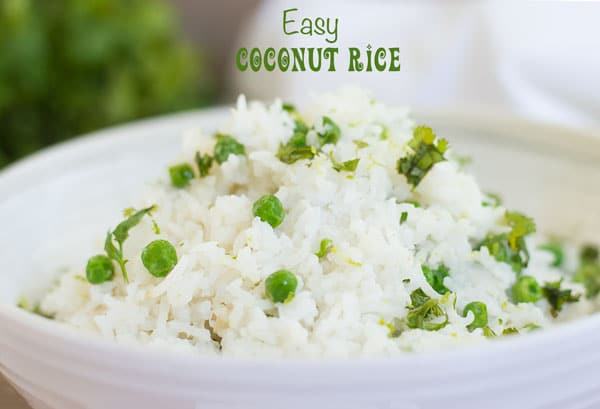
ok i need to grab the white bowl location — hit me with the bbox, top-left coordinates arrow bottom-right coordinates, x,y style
1,108 -> 600,409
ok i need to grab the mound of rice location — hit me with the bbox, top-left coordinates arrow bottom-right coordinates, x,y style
40,88 -> 594,357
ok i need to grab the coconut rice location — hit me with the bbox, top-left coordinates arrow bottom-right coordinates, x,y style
39,87 -> 597,357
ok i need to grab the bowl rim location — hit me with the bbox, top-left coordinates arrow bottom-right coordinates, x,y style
1,106 -> 600,376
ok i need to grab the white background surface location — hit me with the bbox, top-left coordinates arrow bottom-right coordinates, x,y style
232,1 -> 600,130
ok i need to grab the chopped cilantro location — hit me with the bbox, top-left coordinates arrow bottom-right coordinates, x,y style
422,264 -> 450,295
479,211 -> 536,273
581,244 -> 599,264
104,205 -> 156,283
113,206 -> 155,245
282,103 -> 311,141
17,297 -> 54,319
315,239 -> 334,259
502,327 -> 519,335
276,144 -> 316,164
404,200 -> 421,208
293,118 -> 309,135
456,155 -> 473,169
523,323 -> 542,331
33,304 -> 54,319
17,297 -> 28,310
353,139 -> 369,149
574,244 -> 600,298
151,219 -> 161,235
123,207 -> 136,217
505,212 -> 536,251
379,125 -> 390,140
542,280 -> 580,318
538,240 -> 564,268
480,234 -> 511,267
482,192 -> 502,208
317,116 -> 341,146
400,211 -> 408,225
213,134 -> 245,164
195,152 -> 213,177
483,326 -> 496,338
329,153 -> 359,173
287,132 -> 308,149
276,119 -> 316,164
397,126 -> 448,189
575,263 -> 600,298
406,288 -> 449,331
378,318 -> 396,337
282,102 -> 296,113
346,258 -> 362,267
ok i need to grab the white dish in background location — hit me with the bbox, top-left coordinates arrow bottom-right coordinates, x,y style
0,108 -> 599,409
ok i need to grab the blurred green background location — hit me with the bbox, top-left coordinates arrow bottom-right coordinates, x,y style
0,0 -> 259,168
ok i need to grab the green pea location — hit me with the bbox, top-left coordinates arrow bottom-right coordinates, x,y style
169,163 -> 195,188
213,134 -> 245,164
462,301 -> 488,332
265,270 -> 298,303
86,254 -> 115,284
253,194 -> 285,228
141,240 -> 178,277
512,275 -> 542,303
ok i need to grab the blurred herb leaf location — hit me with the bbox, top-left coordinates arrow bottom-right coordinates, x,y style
0,0 -> 214,166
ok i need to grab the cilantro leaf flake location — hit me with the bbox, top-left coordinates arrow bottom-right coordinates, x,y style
406,288 -> 449,331
479,211 -> 536,273
542,280 -> 581,317
422,264 -> 450,295
397,126 -> 448,188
